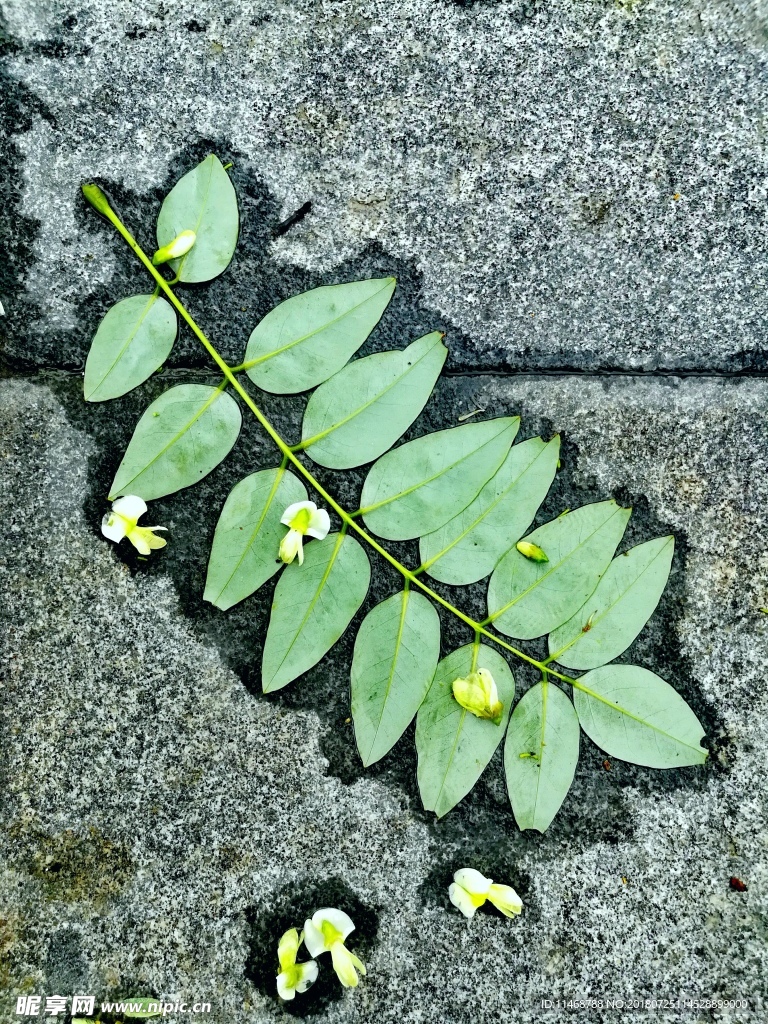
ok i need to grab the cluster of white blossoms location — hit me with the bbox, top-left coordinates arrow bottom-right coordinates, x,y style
276,908 -> 365,1001
101,497 -> 331,566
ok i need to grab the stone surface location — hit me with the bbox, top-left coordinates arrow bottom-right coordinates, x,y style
2,375 -> 767,1023
2,2 -> 768,1023
2,1 -> 768,373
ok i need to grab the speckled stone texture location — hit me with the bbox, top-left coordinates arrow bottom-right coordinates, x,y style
1,1 -> 767,1023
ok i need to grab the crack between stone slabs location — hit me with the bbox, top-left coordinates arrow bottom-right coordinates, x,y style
5,365 -> 768,382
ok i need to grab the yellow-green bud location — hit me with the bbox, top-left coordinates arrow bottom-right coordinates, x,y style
152,230 -> 197,265
451,668 -> 504,725
516,540 -> 549,563
81,183 -> 113,218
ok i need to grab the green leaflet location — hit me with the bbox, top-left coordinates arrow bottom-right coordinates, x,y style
504,680 -> 579,832
156,154 -> 239,283
300,332 -> 447,469
419,435 -> 560,585
244,278 -> 396,394
351,589 -> 440,766
84,294 -> 176,402
360,417 -> 519,542
548,535 -> 675,670
416,643 -> 514,817
262,533 -> 370,693
204,468 -> 307,611
108,384 -> 242,501
487,500 -> 631,640
573,665 -> 707,769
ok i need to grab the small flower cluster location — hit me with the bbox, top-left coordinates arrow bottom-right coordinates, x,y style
101,497 -> 331,565
277,908 -> 365,1001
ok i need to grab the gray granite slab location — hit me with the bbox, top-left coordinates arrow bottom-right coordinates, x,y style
1,373 -> 766,1023
2,1 -> 768,373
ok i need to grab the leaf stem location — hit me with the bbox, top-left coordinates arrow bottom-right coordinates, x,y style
92,192 -> 582,689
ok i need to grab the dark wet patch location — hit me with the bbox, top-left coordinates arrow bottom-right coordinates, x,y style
245,877 -> 378,1015
8,823 -> 133,903
21,134 -> 718,856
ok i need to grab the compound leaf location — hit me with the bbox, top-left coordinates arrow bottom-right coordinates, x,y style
487,500 -> 630,640
204,468 -> 308,611
351,589 -> 440,766
573,665 -> 707,768
504,680 -> 579,832
360,417 -> 519,541
419,435 -> 560,585
84,294 -> 176,402
108,384 -> 241,501
262,533 -> 370,693
416,643 -> 514,818
156,154 -> 239,283
301,332 -> 447,469
548,535 -> 674,670
245,278 -> 396,394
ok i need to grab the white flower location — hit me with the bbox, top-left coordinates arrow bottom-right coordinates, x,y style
449,868 -> 523,920
279,500 -> 330,566
451,668 -> 504,725
276,927 -> 318,1001
101,495 -> 167,556
303,908 -> 366,988
152,229 -> 197,265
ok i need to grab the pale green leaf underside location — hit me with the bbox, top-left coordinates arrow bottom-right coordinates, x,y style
262,533 -> 370,693
156,154 -> 239,283
204,468 -> 307,611
487,500 -> 631,640
504,680 -> 579,833
108,384 -> 242,501
416,643 -> 514,818
84,294 -> 176,402
573,665 -> 707,768
245,278 -> 396,394
301,332 -> 447,469
360,417 -> 519,541
549,535 -> 675,670
419,435 -> 560,585
351,589 -> 440,766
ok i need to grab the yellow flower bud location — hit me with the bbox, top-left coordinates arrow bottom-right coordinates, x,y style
152,230 -> 197,265
451,668 -> 504,725
81,183 -> 113,219
516,540 -> 549,563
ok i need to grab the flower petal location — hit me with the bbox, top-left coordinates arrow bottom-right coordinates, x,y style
453,868 -> 492,896
277,928 -> 300,972
101,512 -> 128,543
279,529 -> 303,565
305,507 -> 331,540
488,883 -> 523,918
281,500 -> 317,527
449,881 -> 479,918
312,907 -> 355,941
303,917 -> 326,957
111,495 -> 147,522
295,960 -> 319,993
330,942 -> 362,988
276,971 -> 297,1000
